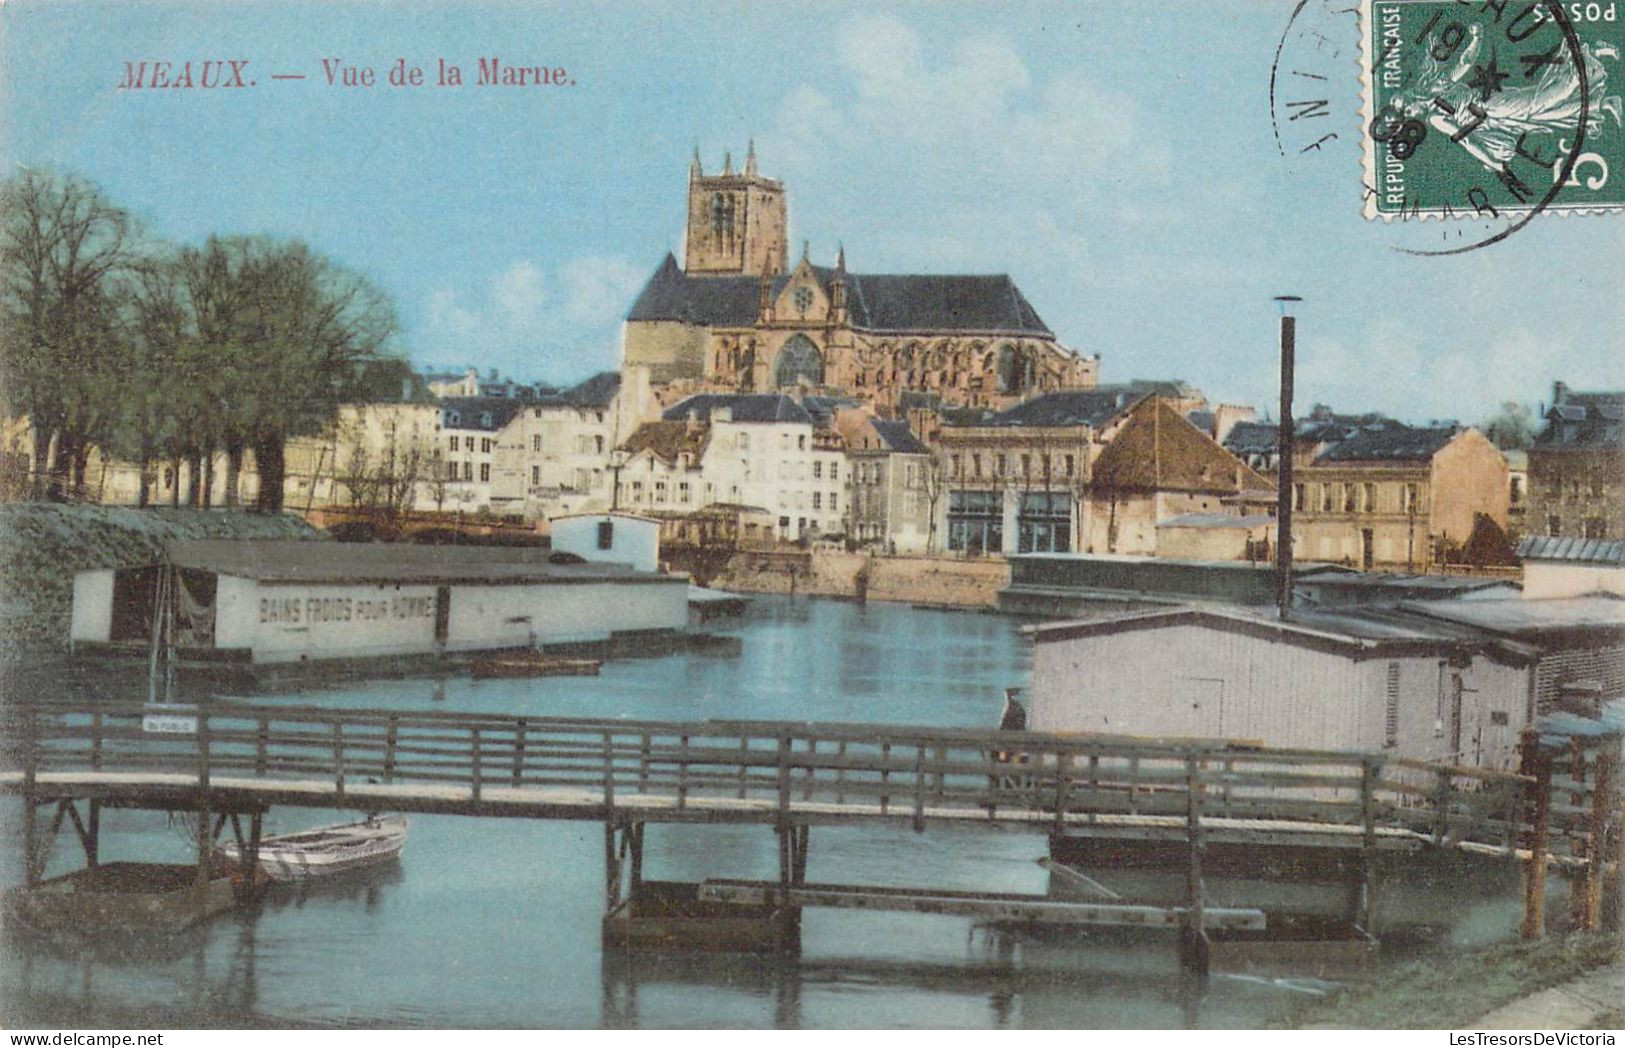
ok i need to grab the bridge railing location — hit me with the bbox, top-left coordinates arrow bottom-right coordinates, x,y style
2,699 -> 1545,851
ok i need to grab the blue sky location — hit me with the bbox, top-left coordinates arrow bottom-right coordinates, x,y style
4,0 -> 1621,423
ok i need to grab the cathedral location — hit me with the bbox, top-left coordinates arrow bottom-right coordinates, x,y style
622,147 -> 1098,413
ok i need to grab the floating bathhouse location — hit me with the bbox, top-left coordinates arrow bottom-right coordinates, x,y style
70,540 -> 689,665
1023,595 -> 1625,770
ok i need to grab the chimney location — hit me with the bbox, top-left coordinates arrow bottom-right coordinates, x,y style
1553,381 -> 1570,405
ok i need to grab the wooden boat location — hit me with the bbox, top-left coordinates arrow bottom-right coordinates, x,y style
5,862 -> 238,935
470,653 -> 603,679
219,814 -> 408,882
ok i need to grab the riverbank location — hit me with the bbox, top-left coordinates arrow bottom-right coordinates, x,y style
1270,934 -> 1622,1029
0,503 -> 321,657
708,550 -> 1010,608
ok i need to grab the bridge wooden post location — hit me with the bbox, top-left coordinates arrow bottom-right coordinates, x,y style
1519,728 -> 1552,940
604,818 -> 622,914
246,811 -> 264,898
1180,753 -> 1208,975
1355,756 -> 1380,936
86,799 -> 100,868
1581,740 -> 1616,933
1569,737 -> 1589,931
21,801 -> 38,888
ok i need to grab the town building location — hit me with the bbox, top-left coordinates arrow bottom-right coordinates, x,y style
936,389 -> 1137,556
430,397 -> 526,512
1526,382 -> 1624,541
621,147 -> 1098,411
936,389 -> 1264,558
1290,423 -> 1509,570
1084,397 -> 1271,555
837,411 -> 936,554
489,371 -> 648,521
616,393 -> 847,543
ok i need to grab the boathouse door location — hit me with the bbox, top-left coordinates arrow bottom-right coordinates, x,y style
434,586 -> 450,646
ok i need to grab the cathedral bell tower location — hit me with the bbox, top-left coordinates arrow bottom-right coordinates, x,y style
684,141 -> 789,278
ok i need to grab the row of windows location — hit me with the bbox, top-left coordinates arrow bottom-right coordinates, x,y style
1544,476 -> 1611,500
951,452 -> 1076,481
1547,515 -> 1611,539
447,436 -> 496,454
1293,481 -> 1423,514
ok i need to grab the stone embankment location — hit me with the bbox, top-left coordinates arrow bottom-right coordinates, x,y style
709,550 -> 1010,609
0,503 -> 322,657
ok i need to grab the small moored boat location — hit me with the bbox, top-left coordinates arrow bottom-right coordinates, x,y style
219,814 -> 408,882
471,653 -> 603,679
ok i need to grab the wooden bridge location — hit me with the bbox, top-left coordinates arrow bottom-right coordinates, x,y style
3,699 -> 1619,965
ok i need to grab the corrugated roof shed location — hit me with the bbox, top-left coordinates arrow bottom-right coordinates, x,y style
1518,535 -> 1625,564
1398,595 -> 1625,636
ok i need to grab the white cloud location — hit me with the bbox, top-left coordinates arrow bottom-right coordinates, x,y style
419,256 -> 646,383
1291,323 -> 1589,424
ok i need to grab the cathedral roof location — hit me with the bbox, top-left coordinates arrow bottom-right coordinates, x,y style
627,254 -> 1053,336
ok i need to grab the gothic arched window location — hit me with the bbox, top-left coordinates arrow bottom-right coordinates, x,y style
710,193 -> 735,236
996,343 -> 1024,394
773,334 -> 823,388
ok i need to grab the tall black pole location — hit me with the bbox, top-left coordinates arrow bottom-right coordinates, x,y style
1275,307 -> 1297,621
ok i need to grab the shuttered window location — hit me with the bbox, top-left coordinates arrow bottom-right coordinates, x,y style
1384,662 -> 1400,749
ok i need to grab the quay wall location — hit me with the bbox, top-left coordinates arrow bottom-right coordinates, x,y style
0,504 -> 321,658
709,551 -> 1010,609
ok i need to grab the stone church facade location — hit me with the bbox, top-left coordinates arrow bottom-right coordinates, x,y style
623,148 -> 1098,413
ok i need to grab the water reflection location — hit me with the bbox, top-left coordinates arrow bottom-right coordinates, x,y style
0,597 -> 1419,1028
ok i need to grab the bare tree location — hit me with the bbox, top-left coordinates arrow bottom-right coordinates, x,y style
0,169 -> 136,499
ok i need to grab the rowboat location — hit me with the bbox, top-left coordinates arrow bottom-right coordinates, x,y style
470,653 -> 603,679
219,815 -> 409,882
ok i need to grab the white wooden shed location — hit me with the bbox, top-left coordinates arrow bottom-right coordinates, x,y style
548,512 -> 661,573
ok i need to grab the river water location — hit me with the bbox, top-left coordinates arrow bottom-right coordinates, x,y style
0,596 -> 1458,1028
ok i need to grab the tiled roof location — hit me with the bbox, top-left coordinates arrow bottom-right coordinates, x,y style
1223,420 -> 1280,455
563,371 -> 621,408
1315,424 -> 1459,463
1090,398 -> 1269,494
869,419 -> 930,455
958,389 -> 1145,429
1533,389 -> 1625,452
662,393 -> 813,425
621,420 -> 710,463
1517,535 -> 1625,564
438,397 -> 527,432
626,254 -> 1053,335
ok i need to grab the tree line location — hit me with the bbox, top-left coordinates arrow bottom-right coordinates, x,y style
0,168 -> 405,511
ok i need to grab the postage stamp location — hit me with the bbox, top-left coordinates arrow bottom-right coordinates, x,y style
1361,0 -> 1625,220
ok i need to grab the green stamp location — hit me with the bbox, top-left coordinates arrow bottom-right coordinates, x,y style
1362,0 -> 1624,224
